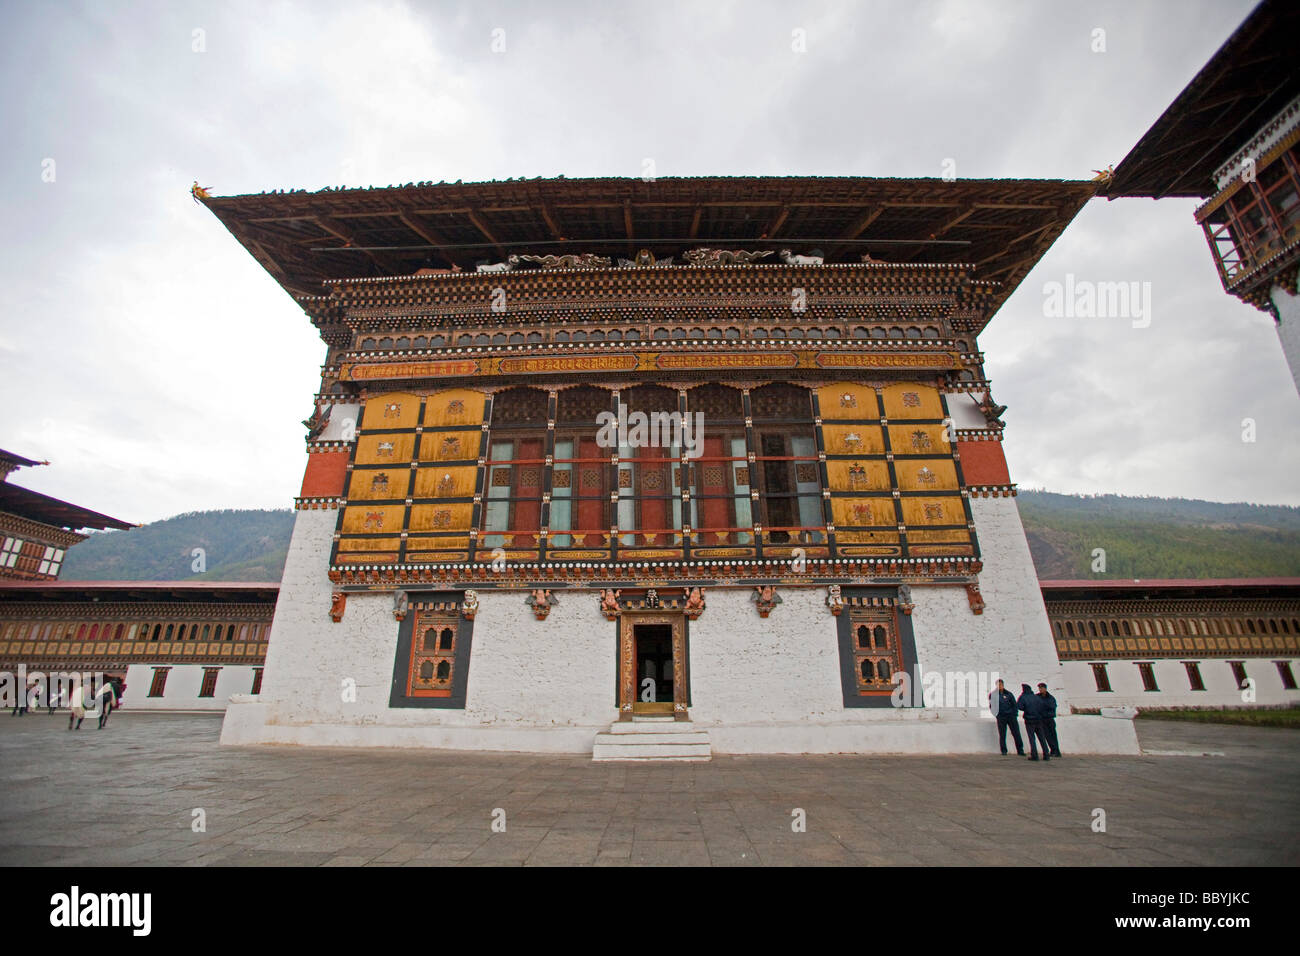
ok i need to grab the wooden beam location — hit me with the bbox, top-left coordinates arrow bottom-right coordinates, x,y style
761,206 -> 790,240
464,210 -> 505,256
624,200 -> 635,246
394,212 -> 449,248
689,207 -> 703,240
539,203 -> 564,241
930,205 -> 978,238
839,206 -> 884,240
313,216 -> 400,273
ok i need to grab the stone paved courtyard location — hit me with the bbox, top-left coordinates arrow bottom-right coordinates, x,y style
0,713 -> 1296,866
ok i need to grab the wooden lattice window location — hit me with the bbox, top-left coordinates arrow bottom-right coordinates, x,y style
1275,661 -> 1297,691
148,668 -> 170,698
251,668 -> 264,695
1136,662 -> 1159,692
1090,663 -> 1111,692
1183,661 -> 1205,691
1229,661 -> 1248,689
199,668 -> 220,698
407,611 -> 459,698
850,612 -> 901,693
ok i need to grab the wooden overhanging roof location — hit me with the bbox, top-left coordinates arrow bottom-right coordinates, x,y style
0,484 -> 133,532
201,176 -> 1098,315
0,580 -> 279,604
0,448 -> 47,472
1039,578 -> 1300,601
1105,0 -> 1300,200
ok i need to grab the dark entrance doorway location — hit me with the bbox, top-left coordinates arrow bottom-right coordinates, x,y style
634,623 -> 674,714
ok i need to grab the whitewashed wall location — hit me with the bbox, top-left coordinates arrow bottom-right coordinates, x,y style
910,496 -> 1065,704
123,664 -> 261,711
1063,657 -> 1300,709
222,505 -> 1136,753
1272,283 -> 1300,396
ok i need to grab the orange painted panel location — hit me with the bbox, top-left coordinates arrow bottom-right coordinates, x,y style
300,450 -> 350,497
956,440 -> 1010,485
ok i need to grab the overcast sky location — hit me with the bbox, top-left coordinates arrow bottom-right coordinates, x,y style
2,0 -> 1295,528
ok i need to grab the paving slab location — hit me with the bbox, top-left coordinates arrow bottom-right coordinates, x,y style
0,713 -> 1296,866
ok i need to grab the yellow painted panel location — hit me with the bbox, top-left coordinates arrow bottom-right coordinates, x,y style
413,466 -> 477,498
348,467 -> 410,500
831,497 -> 897,527
822,424 -> 885,455
900,496 -> 965,525
418,430 -> 482,462
896,459 -> 959,492
836,530 -> 900,545
880,382 -> 944,420
340,504 -> 405,534
825,460 -> 891,492
406,538 -> 472,551
817,383 -> 878,419
337,537 -> 401,553
906,529 -> 972,544
423,388 -> 488,427
887,424 -> 953,455
409,503 -> 474,532
355,433 -> 416,465
361,392 -> 422,430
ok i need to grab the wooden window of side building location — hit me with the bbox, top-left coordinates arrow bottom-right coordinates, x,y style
850,613 -> 901,694
406,612 -> 459,698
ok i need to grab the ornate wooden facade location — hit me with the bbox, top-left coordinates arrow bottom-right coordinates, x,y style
0,582 -> 276,675
1043,579 -> 1300,661
0,448 -> 132,582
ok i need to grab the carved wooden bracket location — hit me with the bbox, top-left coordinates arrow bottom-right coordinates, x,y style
599,588 -> 621,621
526,588 -> 555,621
826,584 -> 844,616
329,591 -> 347,623
753,584 -> 781,618
898,583 -> 915,616
966,583 -> 985,615
462,589 -> 480,621
683,586 -> 706,620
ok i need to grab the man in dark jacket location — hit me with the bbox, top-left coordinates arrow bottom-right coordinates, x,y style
1037,682 -> 1061,757
989,679 -> 1024,755
1017,683 -> 1051,761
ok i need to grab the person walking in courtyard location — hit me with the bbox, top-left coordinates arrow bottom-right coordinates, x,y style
67,681 -> 86,731
1018,682 -> 1051,761
12,677 -> 39,716
94,679 -> 119,730
1037,682 -> 1061,758
989,678 -> 1024,755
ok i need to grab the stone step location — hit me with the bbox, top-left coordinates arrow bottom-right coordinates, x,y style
592,727 -> 713,761
608,720 -> 699,734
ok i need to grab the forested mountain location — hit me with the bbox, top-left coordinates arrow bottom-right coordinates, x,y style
1018,491 -> 1300,579
56,494 -> 1300,582
60,509 -> 294,582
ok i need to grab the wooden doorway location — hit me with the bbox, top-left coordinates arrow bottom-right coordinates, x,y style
618,612 -> 688,720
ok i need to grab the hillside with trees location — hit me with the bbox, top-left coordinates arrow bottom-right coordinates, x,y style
56,494 -> 1300,583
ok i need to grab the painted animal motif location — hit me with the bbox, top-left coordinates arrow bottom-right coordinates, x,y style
461,589 -> 479,620
599,588 -> 621,620
779,249 -> 824,265
683,587 -> 706,620
517,253 -> 611,269
475,255 -> 520,273
683,247 -> 773,266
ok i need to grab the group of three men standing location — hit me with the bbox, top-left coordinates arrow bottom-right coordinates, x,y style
990,679 -> 1060,761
